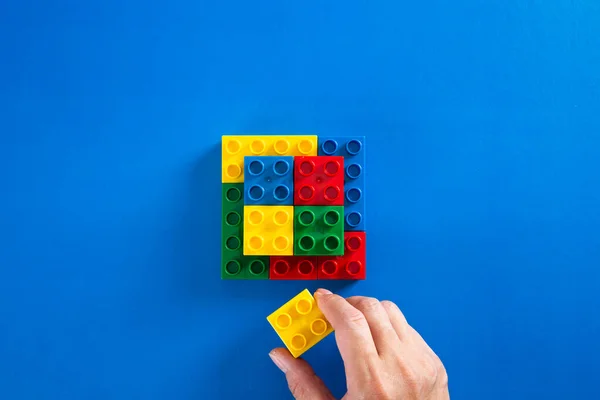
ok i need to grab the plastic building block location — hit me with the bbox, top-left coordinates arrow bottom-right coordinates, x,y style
244,205 -> 294,256
266,289 -> 333,358
270,256 -> 318,280
318,232 -> 366,280
222,135 -> 317,183
294,156 -> 345,206
294,206 -> 344,256
318,137 -> 365,231
244,156 -> 294,206
221,184 -> 269,279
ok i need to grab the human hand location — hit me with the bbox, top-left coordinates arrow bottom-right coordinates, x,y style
269,289 -> 449,400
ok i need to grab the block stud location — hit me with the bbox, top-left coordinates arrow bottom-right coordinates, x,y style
346,139 -> 362,155
249,210 -> 264,225
226,164 -> 242,179
324,235 -> 341,251
250,139 -> 266,154
276,313 -> 292,329
248,159 -> 265,175
225,236 -> 241,250
225,260 -> 241,276
275,139 -> 291,154
248,185 -> 265,201
273,185 -> 290,201
310,319 -> 328,336
249,260 -> 267,276
226,187 -> 242,202
297,260 -> 315,276
298,139 -> 314,154
274,160 -> 291,175
226,139 -> 241,154
347,235 -> 362,251
321,139 -> 338,155
321,260 -> 338,276
249,236 -> 264,251
324,160 -> 341,176
273,260 -> 291,276
225,211 -> 241,226
273,236 -> 290,251
299,235 -> 316,251
291,334 -> 307,351
346,261 -> 362,276
295,298 -> 312,315
346,187 -> 362,203
346,163 -> 362,179
346,211 -> 362,228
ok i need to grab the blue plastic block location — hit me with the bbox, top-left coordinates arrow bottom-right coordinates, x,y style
318,137 -> 365,231
244,156 -> 294,205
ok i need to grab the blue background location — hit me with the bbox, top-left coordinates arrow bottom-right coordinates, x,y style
1,1 -> 599,399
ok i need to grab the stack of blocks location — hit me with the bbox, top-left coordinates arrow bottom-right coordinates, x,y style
221,135 -> 366,280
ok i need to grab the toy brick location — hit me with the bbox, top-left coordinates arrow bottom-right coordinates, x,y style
221,183 -> 269,279
317,231 -> 366,280
318,136 -> 365,231
294,206 -> 344,256
222,135 -> 317,183
244,156 -> 294,206
266,289 -> 333,358
244,205 -> 294,256
270,256 -> 318,280
293,156 -> 345,206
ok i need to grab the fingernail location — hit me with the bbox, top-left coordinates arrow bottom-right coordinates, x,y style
315,288 -> 332,297
269,351 -> 288,373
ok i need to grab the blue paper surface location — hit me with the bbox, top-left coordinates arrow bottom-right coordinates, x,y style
1,0 -> 599,399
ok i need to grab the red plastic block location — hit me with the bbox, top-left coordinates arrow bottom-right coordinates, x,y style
270,256 -> 319,280
317,232 -> 366,280
294,156 -> 345,206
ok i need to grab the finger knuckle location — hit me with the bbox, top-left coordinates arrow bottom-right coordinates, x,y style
355,297 -> 381,312
403,371 -> 421,394
421,356 -> 439,386
381,300 -> 406,319
342,307 -> 368,328
438,363 -> 449,388
380,300 -> 398,312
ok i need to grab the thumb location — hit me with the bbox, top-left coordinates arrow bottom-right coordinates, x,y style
269,348 -> 335,400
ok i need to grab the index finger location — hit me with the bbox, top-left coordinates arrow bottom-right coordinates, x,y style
314,289 -> 378,376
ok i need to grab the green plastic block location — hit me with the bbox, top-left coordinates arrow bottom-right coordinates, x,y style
294,206 -> 345,256
222,183 -> 269,279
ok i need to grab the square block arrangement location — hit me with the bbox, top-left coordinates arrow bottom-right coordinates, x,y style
267,289 -> 333,358
221,135 -> 366,280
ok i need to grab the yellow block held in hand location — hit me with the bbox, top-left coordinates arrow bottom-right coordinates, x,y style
267,289 -> 334,358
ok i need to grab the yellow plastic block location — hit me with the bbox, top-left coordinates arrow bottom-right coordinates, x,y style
267,289 -> 334,358
222,135 -> 318,183
244,205 -> 294,256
